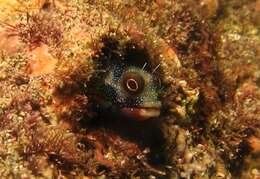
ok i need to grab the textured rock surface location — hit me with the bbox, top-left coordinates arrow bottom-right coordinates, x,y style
0,0 -> 259,178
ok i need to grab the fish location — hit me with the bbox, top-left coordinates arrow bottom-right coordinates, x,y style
88,36 -> 162,121
102,65 -> 161,121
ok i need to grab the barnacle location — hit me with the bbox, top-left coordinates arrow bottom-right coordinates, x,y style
0,0 -> 259,178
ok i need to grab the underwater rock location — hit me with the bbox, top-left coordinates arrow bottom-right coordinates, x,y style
0,0 -> 259,178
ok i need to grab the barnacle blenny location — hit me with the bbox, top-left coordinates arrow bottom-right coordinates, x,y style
0,0 -> 259,178
91,38 -> 162,121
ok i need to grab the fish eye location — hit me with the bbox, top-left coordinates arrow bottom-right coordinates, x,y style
122,72 -> 145,94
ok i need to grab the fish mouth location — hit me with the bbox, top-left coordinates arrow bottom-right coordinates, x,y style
121,103 -> 161,121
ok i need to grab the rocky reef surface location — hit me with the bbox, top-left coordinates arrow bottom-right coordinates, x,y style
0,0 -> 259,178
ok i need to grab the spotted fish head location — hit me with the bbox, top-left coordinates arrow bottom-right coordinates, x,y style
102,64 -> 161,121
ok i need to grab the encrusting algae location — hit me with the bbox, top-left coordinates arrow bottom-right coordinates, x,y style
0,0 -> 259,178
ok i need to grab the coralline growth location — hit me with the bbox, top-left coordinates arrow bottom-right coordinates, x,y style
0,0 -> 259,178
